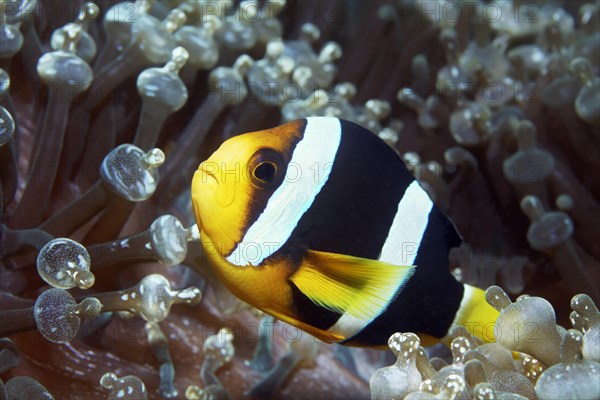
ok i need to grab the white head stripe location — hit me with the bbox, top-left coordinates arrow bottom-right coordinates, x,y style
226,117 -> 342,266
379,180 -> 433,266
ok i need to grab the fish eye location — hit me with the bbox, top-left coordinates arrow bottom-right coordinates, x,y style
253,162 -> 277,183
249,148 -> 283,188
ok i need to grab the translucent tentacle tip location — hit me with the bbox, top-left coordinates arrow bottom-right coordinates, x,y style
485,285 -> 562,366
407,375 -> 466,400
215,0 -> 258,51
416,379 -> 440,396
247,39 -> 295,105
300,22 -> 320,43
200,328 -> 235,384
354,99 -> 391,134
80,2 -> 100,22
473,382 -> 528,400
100,372 -> 148,400
0,338 -> 19,374
137,274 -> 201,323
397,87 -> 425,111
561,329 -> 584,362
523,354 -> 545,384
174,16 -> 220,70
464,358 -> 487,387
503,121 -> 554,184
571,294 -> 600,361
150,215 -> 197,265
449,103 -> 492,146
365,99 -> 392,120
185,384 -> 227,400
100,144 -> 165,202
535,329 -> 600,400
318,41 -> 342,63
570,57 -> 595,86
103,0 -> 150,43
402,152 -> 421,172
415,347 -> 436,380
162,8 -> 187,34
36,238 -> 95,289
34,288 -> 101,343
203,327 -> 235,373
406,88 -> 448,129
50,2 -> 100,62
556,193 -> 574,211
0,68 -> 10,95
570,57 -> 600,126
521,195 -> 573,251
137,47 -> 189,112
4,376 -> 55,400
164,46 -> 189,73
0,105 -> 16,146
388,332 -> 421,360
0,9 -> 24,58
451,336 -> 476,365
438,374 -> 466,400
281,87 -> 330,120
38,20 -> 94,93
208,55 -> 253,105
370,332 -> 422,399
378,119 -> 403,146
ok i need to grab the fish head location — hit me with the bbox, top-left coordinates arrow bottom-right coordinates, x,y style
191,120 -> 304,256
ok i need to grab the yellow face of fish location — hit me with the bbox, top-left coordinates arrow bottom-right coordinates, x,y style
191,120 -> 303,256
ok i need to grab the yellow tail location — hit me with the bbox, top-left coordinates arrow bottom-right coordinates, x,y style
452,284 -> 500,343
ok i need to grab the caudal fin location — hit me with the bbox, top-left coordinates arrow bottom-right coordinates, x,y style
451,284 -> 500,343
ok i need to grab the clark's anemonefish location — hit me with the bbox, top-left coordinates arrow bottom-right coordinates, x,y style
191,117 -> 499,347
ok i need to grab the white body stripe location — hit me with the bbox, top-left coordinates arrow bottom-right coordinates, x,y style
329,313 -> 372,340
328,268 -> 414,340
379,181 -> 433,266
328,181 -> 433,340
226,117 -> 342,266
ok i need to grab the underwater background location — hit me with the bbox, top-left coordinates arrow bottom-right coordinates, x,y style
0,0 -> 599,399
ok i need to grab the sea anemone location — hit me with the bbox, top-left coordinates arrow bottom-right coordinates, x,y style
370,287 -> 600,400
0,0 -> 598,399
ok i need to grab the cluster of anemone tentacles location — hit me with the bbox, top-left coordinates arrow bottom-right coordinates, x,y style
0,0 -> 598,399
370,286 -> 600,400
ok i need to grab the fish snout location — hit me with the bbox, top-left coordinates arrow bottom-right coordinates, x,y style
197,162 -> 219,184
193,162 -> 237,208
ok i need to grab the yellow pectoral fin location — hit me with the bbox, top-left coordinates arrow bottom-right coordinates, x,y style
290,250 -> 415,322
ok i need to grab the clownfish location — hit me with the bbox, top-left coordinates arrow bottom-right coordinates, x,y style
191,117 -> 499,347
